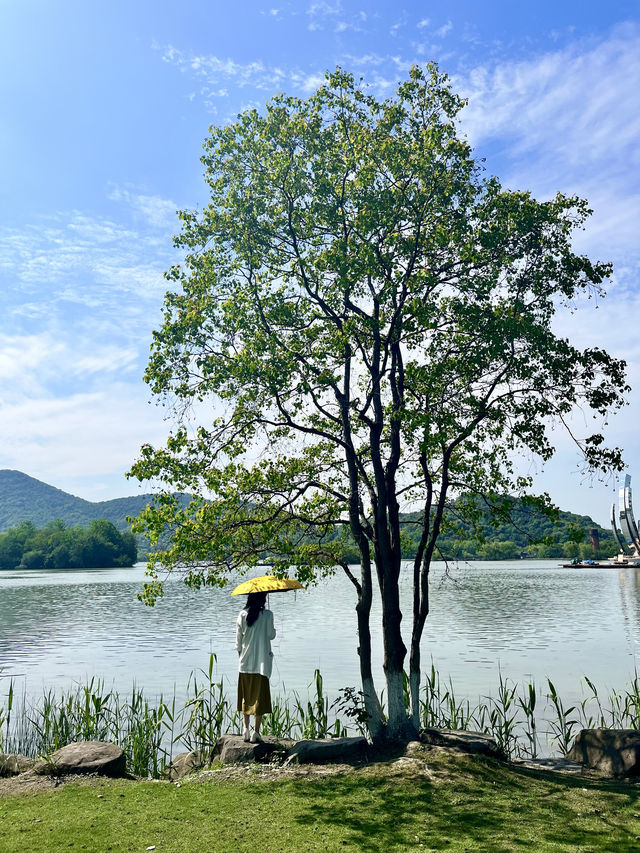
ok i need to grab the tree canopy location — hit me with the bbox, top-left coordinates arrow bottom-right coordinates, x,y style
129,65 -> 627,742
0,519 -> 138,570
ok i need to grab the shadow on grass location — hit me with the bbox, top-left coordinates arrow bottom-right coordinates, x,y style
253,753 -> 640,852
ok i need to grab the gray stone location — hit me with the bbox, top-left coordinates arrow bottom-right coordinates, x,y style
420,728 -> 505,760
404,740 -> 425,757
213,734 -> 289,764
0,753 -> 38,777
284,737 -> 368,764
33,741 -> 126,777
567,729 -> 640,778
512,757 -> 583,774
165,750 -> 209,780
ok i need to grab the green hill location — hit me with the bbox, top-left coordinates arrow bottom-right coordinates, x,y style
398,496 -> 616,561
0,469 -> 617,562
320,496 -> 616,562
0,470 -> 165,534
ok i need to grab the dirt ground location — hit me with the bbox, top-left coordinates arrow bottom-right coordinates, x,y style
0,749 -> 434,797
0,771 -> 108,797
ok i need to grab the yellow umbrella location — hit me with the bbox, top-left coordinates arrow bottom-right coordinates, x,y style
230,575 -> 303,596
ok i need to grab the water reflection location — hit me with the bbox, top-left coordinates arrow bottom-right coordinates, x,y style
1,561 -> 640,711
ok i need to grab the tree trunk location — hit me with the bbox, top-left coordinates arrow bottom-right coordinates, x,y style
355,587 -> 385,742
409,637 -> 421,732
380,570 -> 418,742
409,562 -> 430,731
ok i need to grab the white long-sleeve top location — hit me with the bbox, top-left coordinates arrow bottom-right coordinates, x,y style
236,607 -> 276,678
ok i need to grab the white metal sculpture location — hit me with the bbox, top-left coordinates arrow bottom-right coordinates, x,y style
612,474 -> 640,559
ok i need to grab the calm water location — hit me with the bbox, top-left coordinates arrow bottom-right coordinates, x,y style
1,560 -> 640,710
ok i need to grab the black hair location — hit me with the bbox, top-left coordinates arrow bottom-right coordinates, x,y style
245,591 -> 267,627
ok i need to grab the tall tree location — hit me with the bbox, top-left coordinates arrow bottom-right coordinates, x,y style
129,66 -> 627,742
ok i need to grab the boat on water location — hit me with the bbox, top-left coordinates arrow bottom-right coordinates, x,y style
561,475 -> 640,569
562,559 -> 640,569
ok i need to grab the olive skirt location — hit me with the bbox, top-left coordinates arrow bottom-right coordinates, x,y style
237,673 -> 272,716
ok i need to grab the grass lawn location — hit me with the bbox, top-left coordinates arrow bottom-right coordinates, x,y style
2,749 -> 640,852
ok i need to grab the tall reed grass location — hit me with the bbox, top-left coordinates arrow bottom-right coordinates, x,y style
420,664 -> 640,759
2,662 -> 640,776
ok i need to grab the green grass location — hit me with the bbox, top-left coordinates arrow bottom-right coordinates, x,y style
2,750 -> 640,852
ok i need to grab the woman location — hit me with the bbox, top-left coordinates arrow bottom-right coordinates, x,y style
236,590 -> 276,742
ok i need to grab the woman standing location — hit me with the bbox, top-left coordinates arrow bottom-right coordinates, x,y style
236,591 -> 276,742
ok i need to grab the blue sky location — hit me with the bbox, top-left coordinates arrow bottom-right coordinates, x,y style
0,0 -> 638,525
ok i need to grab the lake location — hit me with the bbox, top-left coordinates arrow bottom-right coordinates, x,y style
1,559 -> 639,717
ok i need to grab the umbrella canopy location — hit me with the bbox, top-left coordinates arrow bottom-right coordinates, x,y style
230,575 -> 303,596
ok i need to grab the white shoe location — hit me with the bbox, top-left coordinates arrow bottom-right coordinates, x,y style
242,727 -> 250,742
250,731 -> 262,744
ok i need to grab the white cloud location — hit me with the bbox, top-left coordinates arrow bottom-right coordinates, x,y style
0,384 -> 171,498
306,1 -> 342,30
108,187 -> 178,229
295,72 -> 325,93
343,52 -> 386,67
0,204 -> 178,485
0,210 -> 173,308
435,21 -> 453,39
159,45 -> 291,97
496,50 -> 640,522
72,346 -> 140,377
0,334 -> 64,385
453,23 -> 640,286
458,24 -> 640,165
0,333 -> 140,399
416,18 -> 430,29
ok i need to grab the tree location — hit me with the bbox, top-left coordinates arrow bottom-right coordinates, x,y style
83,519 -> 137,568
0,519 -> 137,570
129,65 -> 627,743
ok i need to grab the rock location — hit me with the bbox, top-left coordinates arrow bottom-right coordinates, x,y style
567,729 -> 640,778
0,754 -> 38,777
165,750 -> 208,780
284,737 -> 368,764
33,741 -> 126,777
513,757 -> 583,774
390,755 -> 433,776
404,740 -> 425,757
210,735 -> 368,766
213,734 -> 290,764
420,728 -> 505,760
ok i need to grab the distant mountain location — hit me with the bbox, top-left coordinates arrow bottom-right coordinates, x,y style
0,470 -> 166,533
0,469 -> 616,562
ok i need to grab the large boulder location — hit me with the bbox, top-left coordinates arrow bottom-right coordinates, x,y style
0,754 -> 38,777
420,728 -> 506,760
33,741 -> 126,777
213,734 -> 291,764
165,750 -> 209,780
284,737 -> 368,764
567,729 -> 640,778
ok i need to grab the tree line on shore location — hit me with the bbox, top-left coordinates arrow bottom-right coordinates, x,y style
0,519 -> 138,570
326,497 -> 615,563
0,496 -> 613,570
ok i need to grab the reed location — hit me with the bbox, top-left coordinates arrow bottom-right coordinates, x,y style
545,678 -> 580,756
484,672 -> 520,759
516,681 -> 538,758
419,668 -> 640,760
292,669 -> 346,739
261,696 -> 297,738
422,663 -> 477,731
177,654 -> 232,755
0,677 -> 13,752
3,666 -> 640,777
